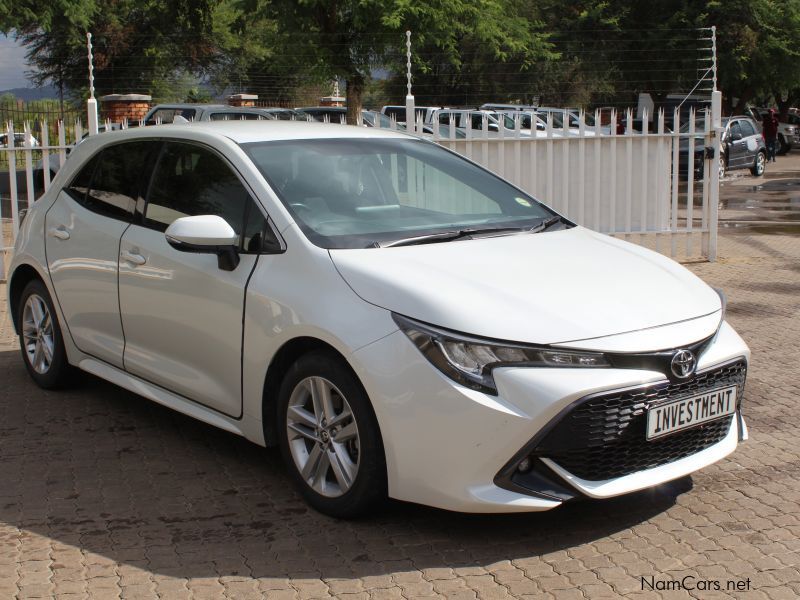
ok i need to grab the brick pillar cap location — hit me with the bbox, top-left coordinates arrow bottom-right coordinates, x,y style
100,94 -> 152,102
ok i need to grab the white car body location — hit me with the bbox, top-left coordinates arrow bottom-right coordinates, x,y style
8,121 -> 749,514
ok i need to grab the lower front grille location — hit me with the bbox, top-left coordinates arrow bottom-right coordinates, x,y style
534,359 -> 747,481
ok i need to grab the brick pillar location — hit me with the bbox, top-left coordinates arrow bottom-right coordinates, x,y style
319,95 -> 346,107
228,94 -> 258,107
100,94 -> 152,123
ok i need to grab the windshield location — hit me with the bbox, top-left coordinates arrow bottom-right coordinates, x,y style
785,113 -> 800,125
679,117 -> 711,133
243,138 -> 554,249
364,111 -> 393,128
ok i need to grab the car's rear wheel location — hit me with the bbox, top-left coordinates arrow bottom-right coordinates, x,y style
751,151 -> 766,176
17,279 -> 75,389
277,351 -> 386,518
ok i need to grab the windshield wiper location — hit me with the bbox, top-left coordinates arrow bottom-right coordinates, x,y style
373,217 -> 571,248
529,215 -> 569,233
375,226 -> 527,248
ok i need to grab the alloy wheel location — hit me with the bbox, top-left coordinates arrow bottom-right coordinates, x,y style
286,376 -> 361,497
22,294 -> 54,374
756,152 -> 766,175
718,156 -> 726,180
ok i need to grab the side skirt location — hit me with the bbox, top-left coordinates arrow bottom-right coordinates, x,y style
78,357 -> 265,445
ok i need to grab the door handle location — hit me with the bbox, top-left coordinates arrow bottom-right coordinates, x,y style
121,250 -> 146,266
47,226 -> 70,240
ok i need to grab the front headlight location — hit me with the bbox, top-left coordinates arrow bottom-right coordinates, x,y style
393,314 -> 609,394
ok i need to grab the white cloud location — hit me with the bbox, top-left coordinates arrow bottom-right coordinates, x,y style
0,34 -> 32,90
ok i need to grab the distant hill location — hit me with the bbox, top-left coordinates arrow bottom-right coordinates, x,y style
0,86 -> 59,101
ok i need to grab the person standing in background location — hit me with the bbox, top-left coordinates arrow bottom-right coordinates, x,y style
762,109 -> 780,163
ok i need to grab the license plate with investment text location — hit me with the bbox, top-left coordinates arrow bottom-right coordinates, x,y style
646,385 -> 738,440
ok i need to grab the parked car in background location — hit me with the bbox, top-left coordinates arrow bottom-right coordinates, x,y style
435,109 -> 545,137
257,108 -> 308,121
8,120 -> 749,518
679,116 -> 766,179
143,104 -> 279,125
0,131 -> 40,148
615,118 -> 672,135
479,103 -> 537,112
381,105 -> 442,125
298,107 -> 392,128
746,107 -> 797,154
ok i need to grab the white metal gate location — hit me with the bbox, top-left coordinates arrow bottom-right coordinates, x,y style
410,106 -> 722,262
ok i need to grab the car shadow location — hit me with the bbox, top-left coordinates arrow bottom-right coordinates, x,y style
0,348 -> 691,580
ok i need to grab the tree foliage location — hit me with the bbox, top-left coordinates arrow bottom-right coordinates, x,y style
7,0 -> 218,104
5,0 -> 800,116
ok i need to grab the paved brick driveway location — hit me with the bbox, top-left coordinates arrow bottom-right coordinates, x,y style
0,231 -> 798,598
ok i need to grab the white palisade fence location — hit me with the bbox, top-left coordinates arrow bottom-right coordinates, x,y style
411,108 -> 719,262
2,110 -> 719,281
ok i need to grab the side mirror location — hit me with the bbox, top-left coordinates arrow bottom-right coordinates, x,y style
165,215 -> 240,271
731,131 -> 743,141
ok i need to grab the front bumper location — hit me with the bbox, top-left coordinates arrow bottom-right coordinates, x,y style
352,320 -> 750,513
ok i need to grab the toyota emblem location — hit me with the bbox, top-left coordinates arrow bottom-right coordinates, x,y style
670,350 -> 696,379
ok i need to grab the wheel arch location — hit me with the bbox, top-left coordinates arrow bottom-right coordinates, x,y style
8,263 -> 46,334
261,336 -> 381,448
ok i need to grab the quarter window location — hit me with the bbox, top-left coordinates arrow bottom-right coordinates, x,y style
66,155 -> 99,203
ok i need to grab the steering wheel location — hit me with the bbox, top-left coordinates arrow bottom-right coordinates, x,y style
290,202 -> 312,213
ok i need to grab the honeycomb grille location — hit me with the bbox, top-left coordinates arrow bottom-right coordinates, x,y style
535,359 -> 747,481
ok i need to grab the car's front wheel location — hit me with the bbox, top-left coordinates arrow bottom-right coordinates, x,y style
751,151 -> 766,176
17,279 -> 75,389
278,351 -> 386,518
719,155 -> 726,180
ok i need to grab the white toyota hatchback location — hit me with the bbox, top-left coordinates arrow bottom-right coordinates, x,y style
8,121 -> 749,517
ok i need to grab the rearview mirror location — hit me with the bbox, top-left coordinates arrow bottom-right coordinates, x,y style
165,215 -> 240,271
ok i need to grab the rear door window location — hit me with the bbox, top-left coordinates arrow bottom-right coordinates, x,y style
68,142 -> 157,220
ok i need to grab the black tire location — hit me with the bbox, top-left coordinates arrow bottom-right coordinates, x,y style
750,151 -> 766,176
778,134 -> 790,155
16,279 -> 76,389
277,351 -> 387,518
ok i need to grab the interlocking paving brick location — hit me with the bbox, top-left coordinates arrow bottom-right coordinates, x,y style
1,213 -> 799,598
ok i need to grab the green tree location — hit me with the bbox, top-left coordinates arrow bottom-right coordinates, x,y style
7,0 -> 218,104
232,0 -> 555,124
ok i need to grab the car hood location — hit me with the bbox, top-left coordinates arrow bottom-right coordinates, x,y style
329,227 -> 721,345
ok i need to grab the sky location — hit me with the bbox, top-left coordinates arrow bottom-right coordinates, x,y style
0,34 -> 32,90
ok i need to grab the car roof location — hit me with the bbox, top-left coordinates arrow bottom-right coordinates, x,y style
150,103 -> 228,110
80,120 -> 412,144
